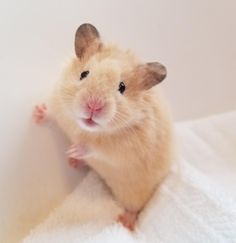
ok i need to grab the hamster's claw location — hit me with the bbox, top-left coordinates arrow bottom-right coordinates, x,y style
68,158 -> 85,168
33,104 -> 48,124
117,210 -> 137,231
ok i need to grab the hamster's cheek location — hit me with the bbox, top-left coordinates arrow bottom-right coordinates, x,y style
114,99 -> 142,128
105,102 -> 129,129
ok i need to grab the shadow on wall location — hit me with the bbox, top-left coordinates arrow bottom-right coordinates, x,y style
0,117 -> 84,243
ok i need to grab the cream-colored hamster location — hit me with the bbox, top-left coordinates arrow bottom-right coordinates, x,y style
34,23 -> 173,230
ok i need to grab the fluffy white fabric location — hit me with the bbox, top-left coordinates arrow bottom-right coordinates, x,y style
23,111 -> 236,243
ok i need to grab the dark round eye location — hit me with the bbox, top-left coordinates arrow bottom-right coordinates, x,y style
118,81 -> 126,94
80,70 -> 89,80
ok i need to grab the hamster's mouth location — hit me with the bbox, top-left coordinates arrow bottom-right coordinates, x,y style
82,118 -> 98,127
76,116 -> 103,132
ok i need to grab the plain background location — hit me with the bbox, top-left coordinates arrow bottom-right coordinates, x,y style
0,0 -> 235,242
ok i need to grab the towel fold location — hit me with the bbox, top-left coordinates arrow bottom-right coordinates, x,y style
23,111 -> 236,243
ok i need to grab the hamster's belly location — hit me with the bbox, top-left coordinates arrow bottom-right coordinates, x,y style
87,155 -> 160,211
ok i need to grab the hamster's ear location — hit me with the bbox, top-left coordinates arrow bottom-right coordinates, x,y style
133,62 -> 167,90
74,23 -> 102,59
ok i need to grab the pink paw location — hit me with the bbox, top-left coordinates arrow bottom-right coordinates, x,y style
33,104 -> 48,124
66,144 -> 88,160
117,211 -> 138,231
67,144 -> 88,168
68,158 -> 86,168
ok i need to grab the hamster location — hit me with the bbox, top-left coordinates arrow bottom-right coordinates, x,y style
33,23 -> 173,231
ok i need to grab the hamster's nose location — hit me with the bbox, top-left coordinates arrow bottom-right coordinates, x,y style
86,98 -> 104,115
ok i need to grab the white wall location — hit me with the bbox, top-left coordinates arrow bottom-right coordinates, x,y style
0,0 -> 235,242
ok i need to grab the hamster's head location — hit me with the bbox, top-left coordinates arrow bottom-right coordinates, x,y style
59,23 -> 167,133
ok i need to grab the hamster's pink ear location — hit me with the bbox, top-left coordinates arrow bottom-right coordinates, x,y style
74,23 -> 102,59
134,62 -> 167,90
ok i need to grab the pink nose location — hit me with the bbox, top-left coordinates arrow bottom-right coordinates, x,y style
86,99 -> 104,115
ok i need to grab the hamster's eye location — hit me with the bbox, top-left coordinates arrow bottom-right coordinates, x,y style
118,81 -> 126,94
80,70 -> 89,80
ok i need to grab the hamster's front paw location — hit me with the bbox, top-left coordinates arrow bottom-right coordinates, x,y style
117,210 -> 138,231
66,144 -> 89,160
67,144 -> 89,169
33,103 -> 48,124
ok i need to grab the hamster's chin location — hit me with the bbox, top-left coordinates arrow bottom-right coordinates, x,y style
77,118 -> 102,132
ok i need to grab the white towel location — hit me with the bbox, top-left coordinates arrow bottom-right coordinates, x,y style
23,111 -> 236,243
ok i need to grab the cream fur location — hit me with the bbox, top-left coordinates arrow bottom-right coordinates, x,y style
48,39 -> 173,213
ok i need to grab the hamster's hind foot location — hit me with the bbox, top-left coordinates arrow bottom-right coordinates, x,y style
117,210 -> 138,231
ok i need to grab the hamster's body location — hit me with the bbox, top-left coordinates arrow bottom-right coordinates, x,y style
36,24 -> 173,230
